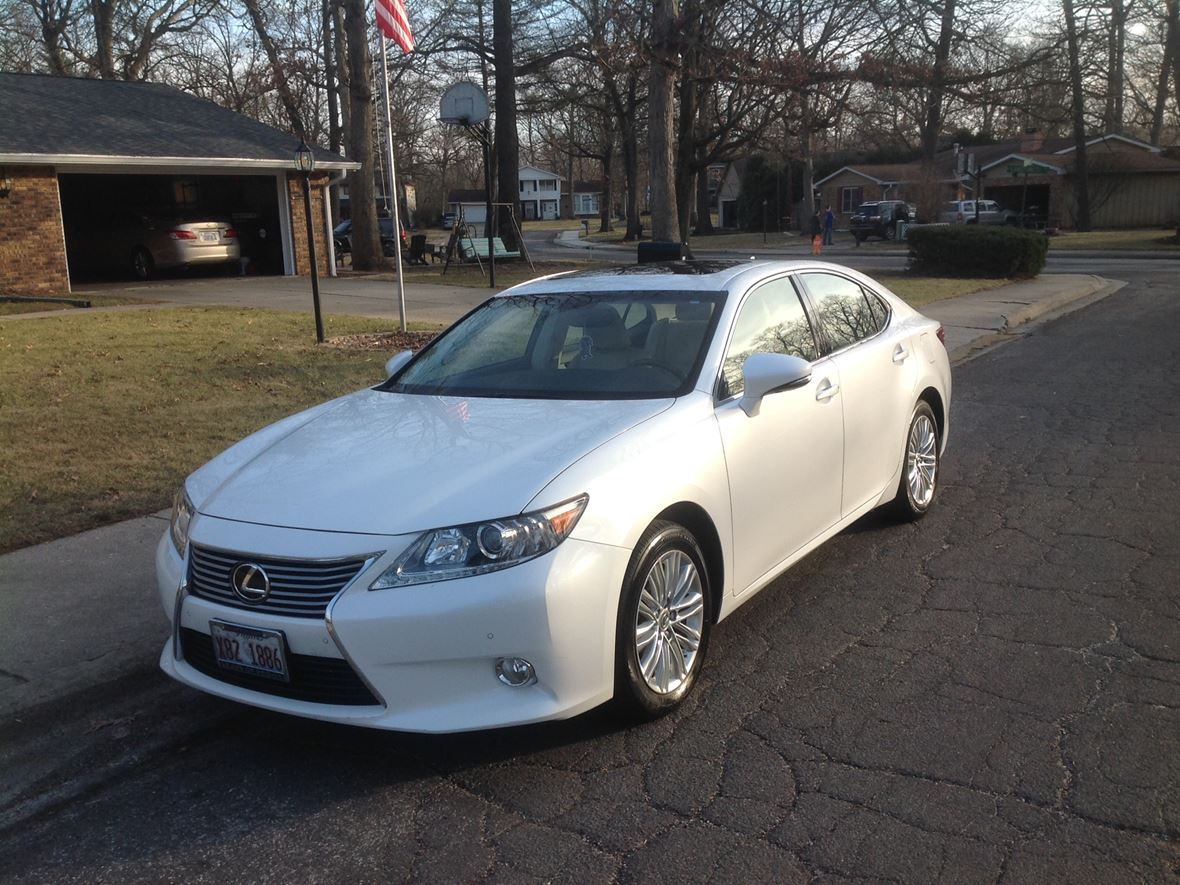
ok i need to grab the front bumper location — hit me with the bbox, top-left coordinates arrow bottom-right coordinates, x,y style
156,515 -> 630,732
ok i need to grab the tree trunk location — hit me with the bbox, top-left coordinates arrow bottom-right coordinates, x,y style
493,0 -> 520,248
1150,33 -> 1173,146
1103,0 -> 1126,134
1166,0 -> 1180,239
599,145 -> 613,233
243,0 -> 306,138
674,74 -> 697,241
323,0 -> 342,224
647,0 -> 679,242
1063,0 -> 1091,231
799,111 -> 815,222
920,0 -> 957,163
89,0 -> 116,78
621,112 -> 641,240
333,1 -> 350,137
694,155 -> 713,236
343,0 -> 382,268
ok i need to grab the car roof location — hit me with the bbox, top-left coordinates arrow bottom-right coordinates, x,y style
500,259 -> 889,297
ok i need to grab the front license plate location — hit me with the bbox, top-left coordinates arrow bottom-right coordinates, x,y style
199,230 -> 219,242
209,621 -> 289,682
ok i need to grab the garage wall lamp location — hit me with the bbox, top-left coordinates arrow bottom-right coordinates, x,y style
294,141 -> 315,174
0,169 -> 12,199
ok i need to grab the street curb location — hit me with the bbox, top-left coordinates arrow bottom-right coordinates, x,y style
948,276 -> 1127,364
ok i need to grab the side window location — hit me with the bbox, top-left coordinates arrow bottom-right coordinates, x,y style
800,272 -> 879,353
719,278 -> 817,399
865,290 -> 890,332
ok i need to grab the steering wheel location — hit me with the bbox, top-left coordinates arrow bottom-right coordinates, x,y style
630,358 -> 681,380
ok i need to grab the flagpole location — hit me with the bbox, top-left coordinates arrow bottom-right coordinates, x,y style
379,33 -> 408,333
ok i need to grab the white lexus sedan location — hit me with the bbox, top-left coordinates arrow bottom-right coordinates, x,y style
157,260 -> 950,732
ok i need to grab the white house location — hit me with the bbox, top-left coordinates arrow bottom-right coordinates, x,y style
570,181 -> 602,217
518,165 -> 562,220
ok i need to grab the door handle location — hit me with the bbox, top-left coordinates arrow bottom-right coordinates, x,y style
815,379 -> 840,402
893,344 -> 909,364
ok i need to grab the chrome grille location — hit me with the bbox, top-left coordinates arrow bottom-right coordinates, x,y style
188,546 -> 370,619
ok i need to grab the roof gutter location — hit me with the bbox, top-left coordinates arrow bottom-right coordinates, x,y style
0,153 -> 362,171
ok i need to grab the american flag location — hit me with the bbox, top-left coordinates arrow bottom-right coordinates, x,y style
376,0 -> 414,54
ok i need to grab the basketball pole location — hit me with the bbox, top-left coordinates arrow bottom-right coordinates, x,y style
379,33 -> 408,332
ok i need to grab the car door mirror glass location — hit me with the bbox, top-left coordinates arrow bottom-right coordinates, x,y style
738,353 -> 812,417
384,350 -> 413,378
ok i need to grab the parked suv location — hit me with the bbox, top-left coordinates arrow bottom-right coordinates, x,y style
941,200 -> 1019,225
849,201 -> 914,242
334,217 -> 407,257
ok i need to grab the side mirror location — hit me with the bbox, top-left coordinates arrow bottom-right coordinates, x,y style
384,350 -> 413,378
738,353 -> 812,417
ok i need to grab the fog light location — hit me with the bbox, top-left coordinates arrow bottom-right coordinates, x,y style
495,657 -> 536,687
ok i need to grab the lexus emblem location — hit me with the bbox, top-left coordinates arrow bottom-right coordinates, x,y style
231,563 -> 271,603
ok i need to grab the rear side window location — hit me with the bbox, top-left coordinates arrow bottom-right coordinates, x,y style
799,272 -> 881,353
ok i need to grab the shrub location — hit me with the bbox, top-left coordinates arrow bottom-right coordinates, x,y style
907,225 -> 1048,278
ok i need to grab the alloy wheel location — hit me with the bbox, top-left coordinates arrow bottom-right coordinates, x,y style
906,413 -> 938,507
634,549 -> 705,694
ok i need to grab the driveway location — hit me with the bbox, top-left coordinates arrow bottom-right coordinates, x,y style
72,273 -> 493,326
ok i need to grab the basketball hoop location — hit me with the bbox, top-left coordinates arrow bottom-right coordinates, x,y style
440,82 -> 490,126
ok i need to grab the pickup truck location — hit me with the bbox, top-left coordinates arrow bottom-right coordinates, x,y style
941,200 -> 1019,225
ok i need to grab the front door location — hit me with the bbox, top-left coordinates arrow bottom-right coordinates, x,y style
714,275 -> 844,594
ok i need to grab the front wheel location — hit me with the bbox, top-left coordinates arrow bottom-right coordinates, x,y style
890,401 -> 940,521
615,521 -> 712,719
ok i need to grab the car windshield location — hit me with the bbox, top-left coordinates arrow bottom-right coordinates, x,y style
383,292 -> 724,400
855,204 -> 880,213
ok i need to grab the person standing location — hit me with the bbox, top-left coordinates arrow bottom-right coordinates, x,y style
823,205 -> 835,246
809,211 -> 823,256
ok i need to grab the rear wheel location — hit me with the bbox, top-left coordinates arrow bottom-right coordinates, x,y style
890,401 -> 940,521
131,248 -> 154,281
615,521 -> 712,718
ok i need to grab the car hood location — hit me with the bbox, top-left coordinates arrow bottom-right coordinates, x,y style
192,389 -> 672,535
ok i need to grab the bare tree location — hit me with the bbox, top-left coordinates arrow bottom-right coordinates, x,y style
647,0 -> 678,242
1063,0 -> 1091,230
343,0 -> 382,268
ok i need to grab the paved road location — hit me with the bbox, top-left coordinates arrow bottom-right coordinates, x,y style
3,269 -> 1179,882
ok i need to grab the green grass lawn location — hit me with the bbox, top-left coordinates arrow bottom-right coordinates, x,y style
1047,228 -> 1179,250
0,307 -> 429,553
876,274 -> 1009,307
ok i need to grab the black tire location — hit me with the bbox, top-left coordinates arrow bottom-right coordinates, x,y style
853,233 -> 865,244
890,401 -> 940,521
614,520 -> 713,719
884,223 -> 896,240
131,247 -> 154,281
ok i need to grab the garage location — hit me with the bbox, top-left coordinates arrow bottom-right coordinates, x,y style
58,172 -> 291,281
0,72 -> 358,296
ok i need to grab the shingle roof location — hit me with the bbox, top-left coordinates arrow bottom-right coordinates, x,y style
0,72 -> 355,169
448,188 -> 487,203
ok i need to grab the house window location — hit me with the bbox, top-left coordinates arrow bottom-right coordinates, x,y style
539,180 -> 556,191
840,186 -> 863,213
173,179 -> 199,207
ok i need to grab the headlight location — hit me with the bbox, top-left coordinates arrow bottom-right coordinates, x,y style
370,495 -> 588,589
169,487 -> 194,556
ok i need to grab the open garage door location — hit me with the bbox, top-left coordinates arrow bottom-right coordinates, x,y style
59,173 -> 290,281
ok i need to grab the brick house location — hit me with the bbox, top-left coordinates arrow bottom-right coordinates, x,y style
815,132 -> 1180,229
0,72 -> 358,297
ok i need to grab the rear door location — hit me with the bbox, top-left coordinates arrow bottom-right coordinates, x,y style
798,271 -> 917,517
